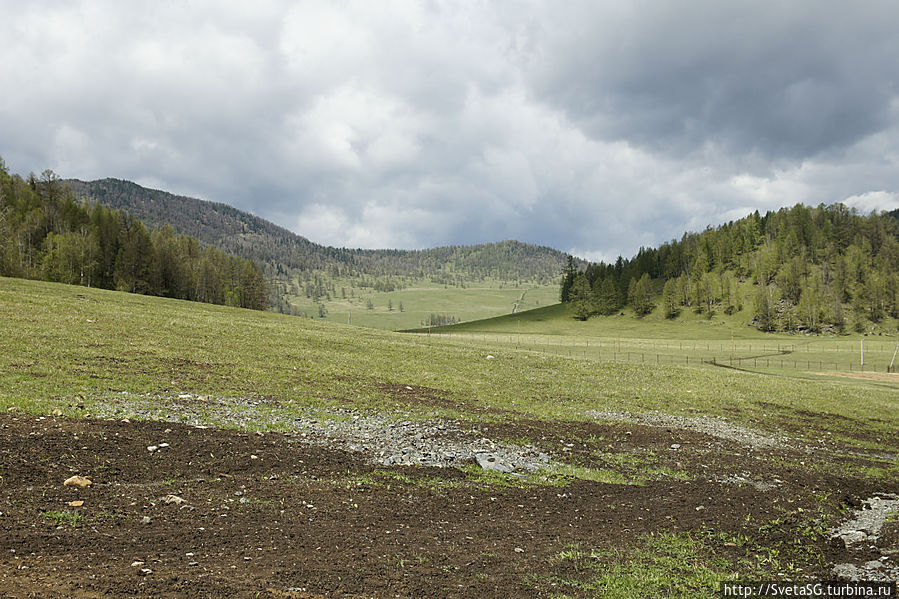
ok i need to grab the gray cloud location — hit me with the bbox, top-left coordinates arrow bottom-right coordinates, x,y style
1,1 -> 897,260
525,1 -> 899,162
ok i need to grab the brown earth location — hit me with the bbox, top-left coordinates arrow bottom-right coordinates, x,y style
1,413 -> 896,598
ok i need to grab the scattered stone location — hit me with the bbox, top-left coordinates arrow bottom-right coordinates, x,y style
66,500 -> 84,507
839,530 -> 868,546
164,494 -> 185,506
7,406 -> 18,412
514,547 -> 524,553
587,409 -> 788,450
476,453 -> 514,473
670,444 -> 681,450
138,568 -> 153,576
140,516 -> 152,525
486,355 -> 495,360
830,494 -> 899,582
51,409 -> 63,416
830,494 -> 899,547
63,475 -> 92,489
284,408 -> 556,472
147,445 -> 158,452
131,561 -> 145,567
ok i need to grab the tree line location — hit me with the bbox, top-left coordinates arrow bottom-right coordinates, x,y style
65,178 -> 576,286
561,203 -> 899,333
0,160 -> 268,310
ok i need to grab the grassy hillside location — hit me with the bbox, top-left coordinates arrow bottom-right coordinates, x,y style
3,276 -> 898,594
289,278 -> 560,330
416,283 -> 899,376
2,277 -> 896,449
64,177 -> 579,327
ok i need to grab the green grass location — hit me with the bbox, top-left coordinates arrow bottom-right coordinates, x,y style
416,302 -> 899,378
540,534 -> 738,599
282,276 -> 559,330
1,277 -> 897,452
41,510 -> 84,527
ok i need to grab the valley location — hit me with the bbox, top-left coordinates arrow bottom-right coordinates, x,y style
1,277 -> 897,597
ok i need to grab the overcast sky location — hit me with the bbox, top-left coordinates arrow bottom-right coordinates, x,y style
2,1 -> 898,261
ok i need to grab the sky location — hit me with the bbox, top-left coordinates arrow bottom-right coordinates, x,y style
2,1 -> 899,262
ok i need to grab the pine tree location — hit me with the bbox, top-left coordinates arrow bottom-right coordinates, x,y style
560,255 -> 576,302
631,273 -> 654,316
753,284 -> 775,331
662,278 -> 679,319
594,277 -> 620,315
570,273 -> 593,320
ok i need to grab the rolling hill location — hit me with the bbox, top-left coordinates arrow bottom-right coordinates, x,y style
64,178 -> 577,286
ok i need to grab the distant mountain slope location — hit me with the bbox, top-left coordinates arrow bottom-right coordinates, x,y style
65,178 -> 575,284
560,202 -> 899,334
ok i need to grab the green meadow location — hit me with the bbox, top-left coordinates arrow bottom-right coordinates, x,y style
419,291 -> 899,377
281,277 -> 560,330
1,277 -> 896,451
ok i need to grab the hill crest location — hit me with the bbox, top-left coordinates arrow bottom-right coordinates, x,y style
64,177 -> 577,285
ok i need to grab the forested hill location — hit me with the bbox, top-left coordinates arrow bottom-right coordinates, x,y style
560,203 -> 899,334
65,178 -> 574,285
0,166 -> 268,310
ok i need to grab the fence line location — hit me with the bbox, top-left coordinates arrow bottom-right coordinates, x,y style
412,331 -> 898,374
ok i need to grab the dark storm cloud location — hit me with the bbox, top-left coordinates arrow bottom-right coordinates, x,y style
526,1 -> 899,162
0,1 -> 897,259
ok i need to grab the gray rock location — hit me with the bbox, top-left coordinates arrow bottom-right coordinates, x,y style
832,563 -> 859,580
476,454 -> 514,473
838,530 -> 868,546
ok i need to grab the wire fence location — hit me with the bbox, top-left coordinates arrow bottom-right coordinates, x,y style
412,331 -> 899,374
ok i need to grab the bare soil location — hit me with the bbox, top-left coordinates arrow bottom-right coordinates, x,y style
1,413 -> 896,598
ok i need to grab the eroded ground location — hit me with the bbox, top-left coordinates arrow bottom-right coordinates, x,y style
1,405 -> 897,598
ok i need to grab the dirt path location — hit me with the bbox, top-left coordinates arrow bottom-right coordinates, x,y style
1,413 -> 896,597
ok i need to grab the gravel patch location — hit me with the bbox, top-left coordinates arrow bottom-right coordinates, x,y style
829,494 -> 899,582
586,410 -> 791,450
290,409 -> 555,472
91,392 -> 556,473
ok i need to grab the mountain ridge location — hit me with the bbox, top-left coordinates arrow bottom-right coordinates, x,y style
64,178 -> 577,285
